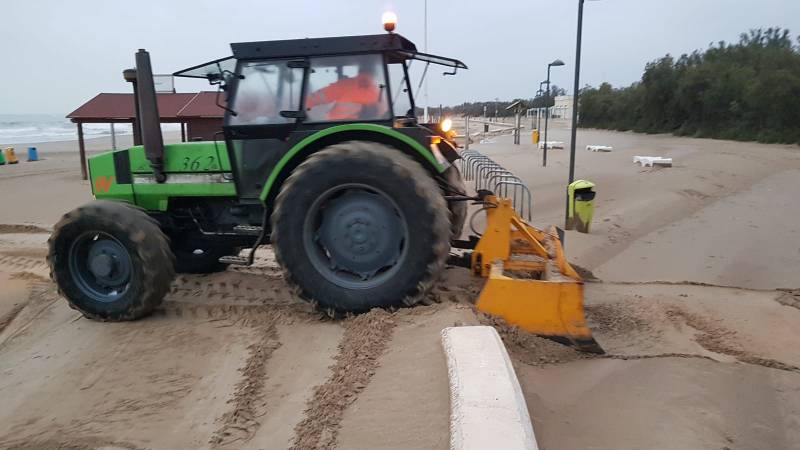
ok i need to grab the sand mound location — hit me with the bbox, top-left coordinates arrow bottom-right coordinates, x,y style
665,306 -> 800,373
776,289 -> 800,310
0,224 -> 50,234
585,303 -> 650,336
479,313 -> 587,366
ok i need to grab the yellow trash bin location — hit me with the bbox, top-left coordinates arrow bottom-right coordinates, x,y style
531,129 -> 540,145
4,147 -> 19,165
567,180 -> 595,233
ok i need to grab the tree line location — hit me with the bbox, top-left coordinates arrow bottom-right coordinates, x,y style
579,28 -> 800,144
429,86 -> 566,118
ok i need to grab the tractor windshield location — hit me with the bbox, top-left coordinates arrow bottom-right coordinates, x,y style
228,60 -> 303,126
174,57 -> 236,83
304,54 -> 391,122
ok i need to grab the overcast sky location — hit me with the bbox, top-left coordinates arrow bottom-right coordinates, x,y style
2,0 -> 799,115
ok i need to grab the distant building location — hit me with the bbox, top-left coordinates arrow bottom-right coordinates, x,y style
551,95 -> 573,119
526,95 -> 574,126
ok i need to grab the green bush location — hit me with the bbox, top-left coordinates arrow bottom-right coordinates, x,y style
579,28 -> 800,145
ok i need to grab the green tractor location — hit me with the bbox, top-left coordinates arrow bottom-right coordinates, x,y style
48,33 -> 469,320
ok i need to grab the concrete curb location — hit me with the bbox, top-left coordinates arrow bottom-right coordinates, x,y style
441,326 -> 538,450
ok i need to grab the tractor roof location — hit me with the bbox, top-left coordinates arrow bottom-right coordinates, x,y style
231,34 -> 417,60
174,33 -> 466,80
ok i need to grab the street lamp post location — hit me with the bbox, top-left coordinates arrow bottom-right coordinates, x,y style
542,59 -> 565,167
564,0 -> 587,234
537,82 -> 547,131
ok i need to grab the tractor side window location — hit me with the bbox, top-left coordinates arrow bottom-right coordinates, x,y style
228,60 -> 302,126
388,62 -> 413,118
304,54 -> 390,122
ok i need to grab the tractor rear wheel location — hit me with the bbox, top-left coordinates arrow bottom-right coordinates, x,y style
442,165 -> 467,239
47,201 -> 175,321
271,141 -> 450,314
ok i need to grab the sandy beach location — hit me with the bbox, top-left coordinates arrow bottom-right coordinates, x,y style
1,124 -> 799,449
0,131 -> 183,225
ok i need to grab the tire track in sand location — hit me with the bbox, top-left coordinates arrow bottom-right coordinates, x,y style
169,271 -> 298,308
210,316 -> 282,447
0,279 -> 60,349
289,309 -> 396,450
206,294 -> 322,447
0,304 -> 26,335
0,255 -> 48,273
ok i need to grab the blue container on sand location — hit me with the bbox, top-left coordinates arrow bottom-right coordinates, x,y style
27,147 -> 39,162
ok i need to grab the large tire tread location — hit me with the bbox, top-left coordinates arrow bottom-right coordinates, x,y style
47,201 -> 175,321
441,165 -> 467,239
271,141 -> 450,313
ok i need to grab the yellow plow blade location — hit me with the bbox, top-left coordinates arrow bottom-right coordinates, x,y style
471,197 -> 603,354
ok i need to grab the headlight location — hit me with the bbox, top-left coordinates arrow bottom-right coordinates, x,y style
440,118 -> 453,133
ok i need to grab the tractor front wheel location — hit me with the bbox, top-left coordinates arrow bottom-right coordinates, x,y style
271,141 -> 450,314
47,201 -> 175,321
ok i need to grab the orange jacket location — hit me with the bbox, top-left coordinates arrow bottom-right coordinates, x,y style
306,73 -> 381,120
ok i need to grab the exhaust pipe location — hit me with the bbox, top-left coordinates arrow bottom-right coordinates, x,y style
122,69 -> 142,146
134,49 -> 166,182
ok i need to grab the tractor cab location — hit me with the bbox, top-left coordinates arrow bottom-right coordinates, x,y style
174,34 -> 467,199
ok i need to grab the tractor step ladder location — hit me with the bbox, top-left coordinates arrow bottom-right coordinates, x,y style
218,255 -> 250,265
233,225 -> 263,236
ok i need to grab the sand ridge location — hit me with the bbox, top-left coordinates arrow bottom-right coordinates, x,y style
289,309 -> 396,450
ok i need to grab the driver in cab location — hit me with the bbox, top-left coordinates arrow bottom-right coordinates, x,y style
305,62 -> 385,121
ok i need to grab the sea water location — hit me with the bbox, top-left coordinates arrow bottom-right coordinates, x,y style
0,114 -> 132,145
0,114 -> 179,146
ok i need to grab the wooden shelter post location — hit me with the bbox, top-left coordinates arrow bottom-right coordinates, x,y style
77,122 -> 88,180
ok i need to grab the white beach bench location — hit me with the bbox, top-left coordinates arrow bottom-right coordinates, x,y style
538,141 -> 565,149
633,156 -> 673,167
587,145 -> 613,152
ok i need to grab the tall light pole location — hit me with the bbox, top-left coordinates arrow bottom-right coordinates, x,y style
538,81 -> 547,131
565,0 -> 588,233
535,88 -> 543,130
542,59 -> 565,167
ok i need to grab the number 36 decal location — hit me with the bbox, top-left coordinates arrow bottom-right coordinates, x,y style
182,156 -> 218,171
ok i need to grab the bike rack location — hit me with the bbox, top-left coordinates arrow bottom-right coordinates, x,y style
458,150 -> 533,220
